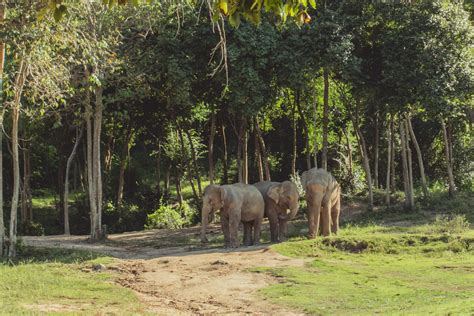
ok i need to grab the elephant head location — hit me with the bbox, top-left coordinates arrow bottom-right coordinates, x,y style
267,181 -> 300,221
201,184 -> 226,243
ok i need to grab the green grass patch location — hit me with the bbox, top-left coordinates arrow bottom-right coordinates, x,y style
0,248 -> 146,315
254,215 -> 474,315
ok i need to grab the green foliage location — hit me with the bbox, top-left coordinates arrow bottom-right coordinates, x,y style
145,201 -> 194,230
19,221 -> 45,236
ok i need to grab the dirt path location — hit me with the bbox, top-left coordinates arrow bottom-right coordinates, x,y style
23,223 -> 307,315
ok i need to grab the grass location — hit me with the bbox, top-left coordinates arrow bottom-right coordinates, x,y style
0,248 -> 147,315
253,213 -> 474,315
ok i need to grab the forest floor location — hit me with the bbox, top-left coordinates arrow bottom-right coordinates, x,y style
20,192 -> 474,315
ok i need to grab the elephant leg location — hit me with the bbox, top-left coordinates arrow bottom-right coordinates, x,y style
229,209 -> 241,248
268,210 -> 279,243
253,214 -> 263,246
307,200 -> 320,239
331,190 -> 341,234
278,218 -> 288,242
221,215 -> 231,248
243,222 -> 252,246
321,202 -> 332,237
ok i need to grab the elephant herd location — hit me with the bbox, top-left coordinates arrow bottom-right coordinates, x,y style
200,167 -> 342,248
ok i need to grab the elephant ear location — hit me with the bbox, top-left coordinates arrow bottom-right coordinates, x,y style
301,171 -> 308,189
219,187 -> 227,205
267,184 -> 281,204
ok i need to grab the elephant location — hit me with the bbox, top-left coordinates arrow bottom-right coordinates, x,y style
253,181 -> 299,243
301,168 -> 341,238
201,183 -> 264,248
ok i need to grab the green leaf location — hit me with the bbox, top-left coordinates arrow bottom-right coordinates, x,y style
309,0 -> 316,9
53,5 -> 67,22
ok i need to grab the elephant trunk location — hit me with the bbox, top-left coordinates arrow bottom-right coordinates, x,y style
278,199 -> 299,221
201,202 -> 211,243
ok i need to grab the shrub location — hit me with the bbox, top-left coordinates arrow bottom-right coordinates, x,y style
20,221 -> 45,236
432,214 -> 470,234
145,201 -> 194,230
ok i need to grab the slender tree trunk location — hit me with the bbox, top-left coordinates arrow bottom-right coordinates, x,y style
406,114 -> 428,198
8,59 -> 27,257
104,133 -> 114,174
390,119 -> 396,193
156,142 -> 162,198
404,120 -> 414,209
254,118 -> 271,180
354,124 -> 373,210
313,92 -> 318,169
175,171 -> 183,206
117,126 -> 132,207
399,119 -> 411,209
237,124 -> 243,183
85,104 -> 97,239
295,89 -> 311,170
185,128 -> 202,196
291,99 -> 297,177
0,0 -> 5,254
441,119 -> 455,196
221,124 -> 229,184
374,112 -> 380,189
22,141 -> 32,223
242,122 -> 248,184
385,116 -> 392,206
64,126 -> 83,235
177,126 -> 199,202
322,69 -> 329,170
208,113 -> 216,184
255,128 -> 264,181
164,165 -> 171,197
342,127 -> 353,178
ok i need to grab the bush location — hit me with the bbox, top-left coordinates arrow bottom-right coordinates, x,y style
103,202 -> 148,233
145,201 -> 194,230
432,214 -> 470,234
20,221 -> 45,236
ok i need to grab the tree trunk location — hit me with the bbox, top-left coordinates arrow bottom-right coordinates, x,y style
164,165 -> 171,197
104,133 -> 114,174
390,119 -> 396,193
237,124 -> 243,183
117,126 -> 133,207
177,126 -> 199,203
342,127 -> 353,178
406,114 -> 428,198
354,124 -> 373,210
441,119 -> 455,196
374,112 -> 379,189
399,119 -> 412,209
8,59 -> 27,257
85,103 -> 97,240
312,92 -> 318,169
175,171 -> 183,206
221,124 -> 229,184
0,0 -> 5,255
88,84 -> 104,241
322,68 -> 329,170
295,89 -> 311,170
208,113 -> 216,185
64,126 -> 83,235
242,122 -> 248,184
404,120 -> 414,209
254,128 -> 264,181
22,141 -> 32,223
385,116 -> 392,206
254,118 -> 271,181
291,99 -> 297,177
185,128 -> 202,197
156,142 -> 162,198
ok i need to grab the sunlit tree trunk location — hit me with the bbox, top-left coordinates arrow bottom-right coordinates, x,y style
441,119 -> 455,196
254,118 -> 271,181
322,69 -> 329,170
404,120 -> 414,209
208,112 -> 216,185
156,142 -> 162,198
312,93 -> 318,169
373,112 -> 379,189
296,89 -> 311,170
354,124 -> 373,211
8,59 -> 27,257
399,119 -> 412,209
342,127 -> 353,179
177,126 -> 198,203
237,125 -> 243,183
175,171 -> 183,206
242,119 -> 248,184
185,128 -> 202,197
406,114 -> 428,198
385,116 -> 392,206
291,100 -> 297,177
64,126 -> 83,235
390,119 -> 396,193
221,124 -> 229,184
255,128 -> 264,181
